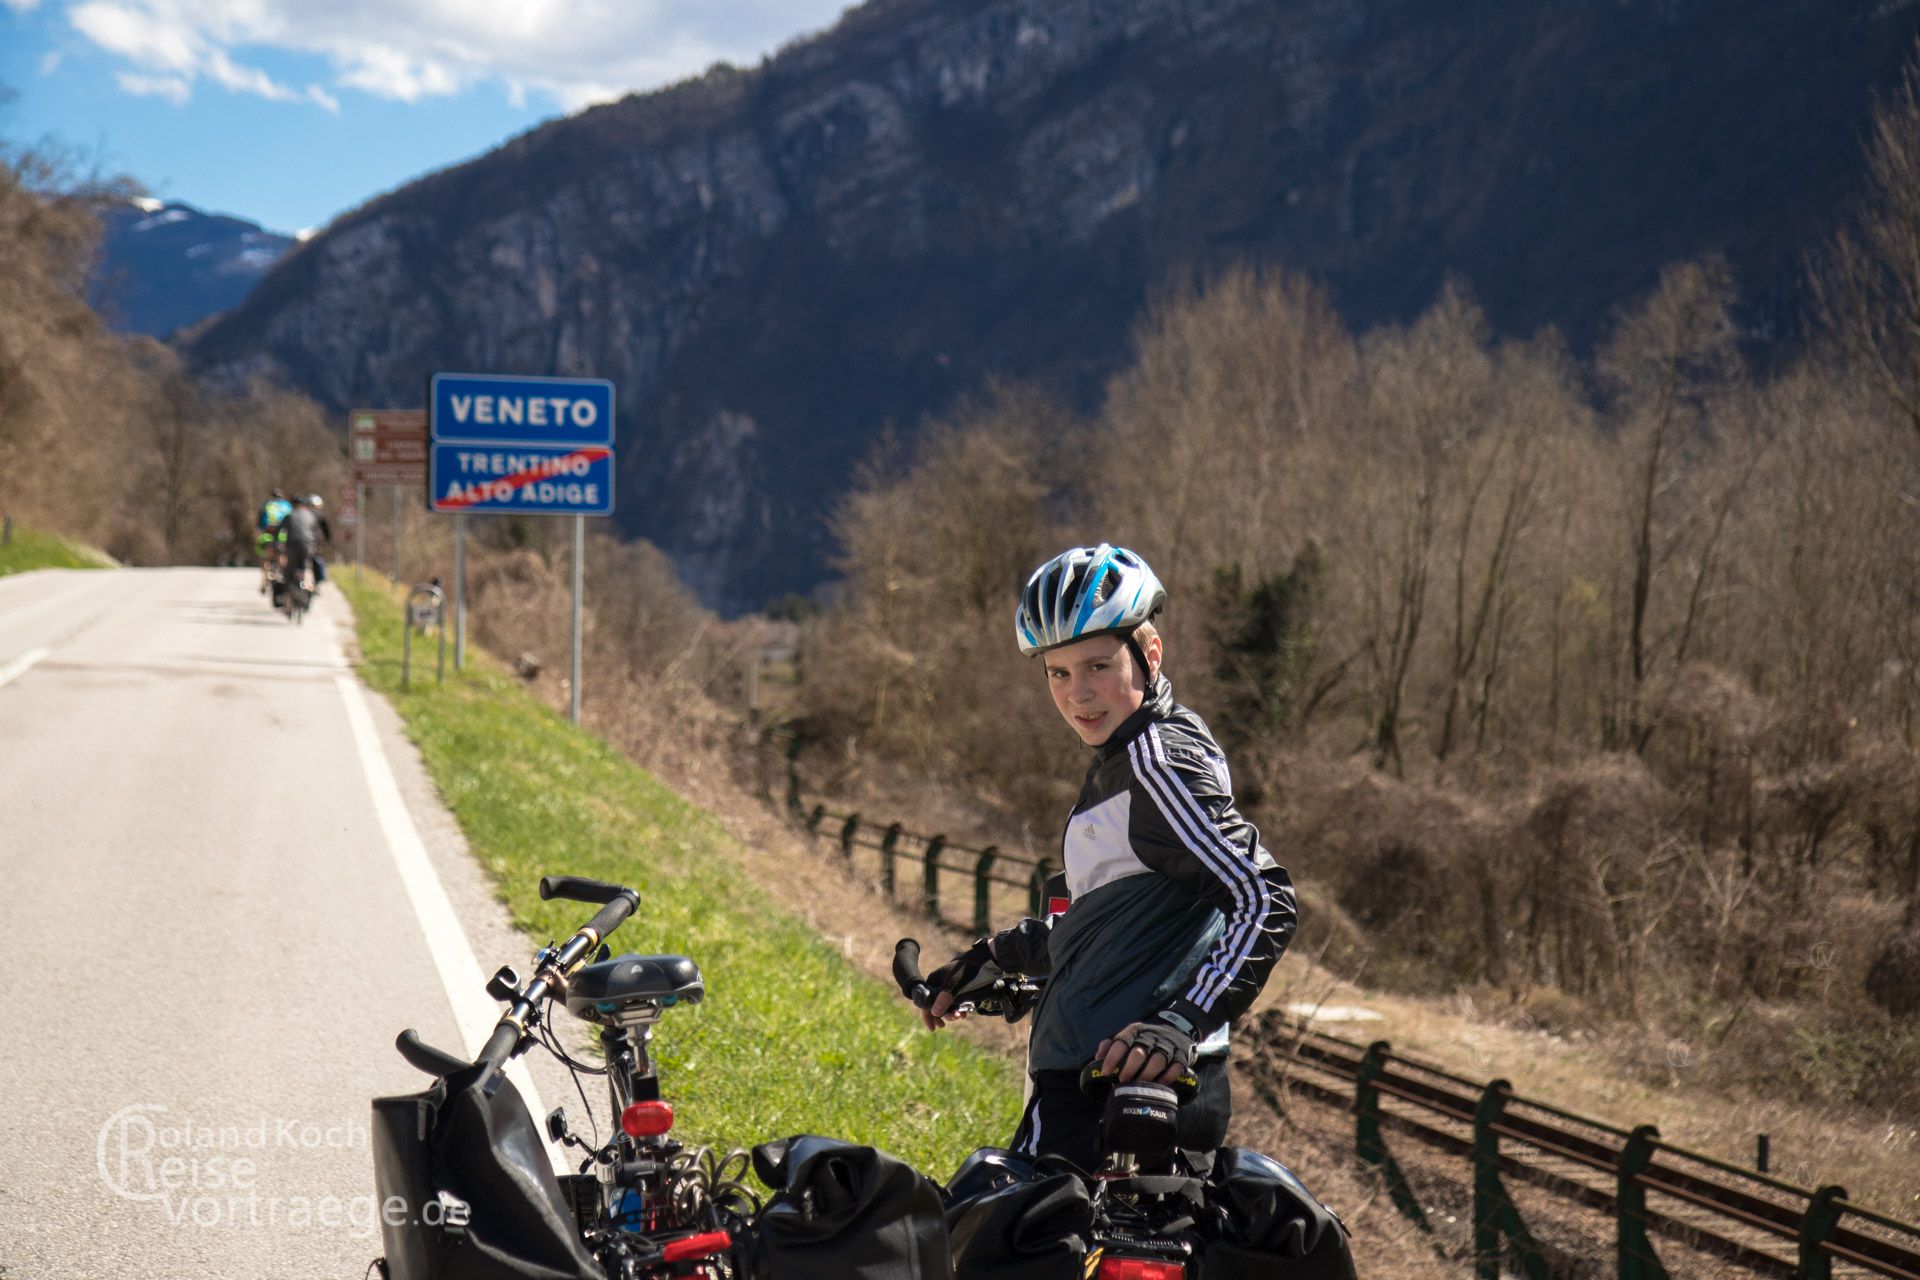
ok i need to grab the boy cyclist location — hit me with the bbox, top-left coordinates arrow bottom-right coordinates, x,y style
918,544 -> 1297,1170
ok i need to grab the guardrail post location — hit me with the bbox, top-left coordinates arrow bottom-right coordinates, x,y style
922,835 -> 945,918
1798,1185 -> 1847,1280
973,846 -> 999,936
879,822 -> 902,897
1617,1125 -> 1670,1280
1354,1041 -> 1431,1232
1028,858 -> 1055,917
839,814 -> 860,864
1473,1080 -> 1548,1280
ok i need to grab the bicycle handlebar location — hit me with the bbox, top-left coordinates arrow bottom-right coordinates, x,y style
398,876 -> 642,1082
892,939 -> 934,1009
540,874 -> 628,905
893,937 -> 1040,1020
396,1028 -> 469,1076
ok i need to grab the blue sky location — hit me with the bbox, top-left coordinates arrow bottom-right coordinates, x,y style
0,0 -> 853,235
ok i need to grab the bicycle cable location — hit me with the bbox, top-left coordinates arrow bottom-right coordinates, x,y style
537,995 -> 604,1158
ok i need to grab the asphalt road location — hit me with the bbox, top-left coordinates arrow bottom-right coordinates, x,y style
0,567 -> 578,1278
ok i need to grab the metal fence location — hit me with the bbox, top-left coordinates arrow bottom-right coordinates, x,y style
779,756 -> 1920,1280
795,801 -> 1055,936
1251,1011 -> 1920,1280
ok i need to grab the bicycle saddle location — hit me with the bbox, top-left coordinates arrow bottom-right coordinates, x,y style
565,953 -> 704,1025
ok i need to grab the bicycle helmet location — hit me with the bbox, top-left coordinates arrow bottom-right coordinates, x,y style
306,494 -> 325,510
1014,543 -> 1166,657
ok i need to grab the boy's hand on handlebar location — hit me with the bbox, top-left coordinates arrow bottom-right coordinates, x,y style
921,987 -> 971,1031
1095,1020 -> 1195,1084
920,939 -> 997,1030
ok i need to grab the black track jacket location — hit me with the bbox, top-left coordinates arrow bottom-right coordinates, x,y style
991,676 -> 1297,1072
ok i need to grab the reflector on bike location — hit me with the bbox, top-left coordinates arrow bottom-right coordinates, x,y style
660,1230 -> 731,1262
621,1100 -> 674,1137
1096,1257 -> 1184,1280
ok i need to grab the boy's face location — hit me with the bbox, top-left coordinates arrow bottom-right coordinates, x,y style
1042,632 -> 1156,746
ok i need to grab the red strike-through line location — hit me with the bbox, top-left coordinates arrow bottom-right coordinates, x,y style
437,446 -> 611,511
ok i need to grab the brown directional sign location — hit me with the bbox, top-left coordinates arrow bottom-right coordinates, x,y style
350,409 -> 428,485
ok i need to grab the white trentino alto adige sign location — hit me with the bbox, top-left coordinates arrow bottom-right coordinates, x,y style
428,373 -> 615,516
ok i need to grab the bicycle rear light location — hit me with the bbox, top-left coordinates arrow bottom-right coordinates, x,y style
620,1100 -> 674,1137
1096,1258 -> 1184,1280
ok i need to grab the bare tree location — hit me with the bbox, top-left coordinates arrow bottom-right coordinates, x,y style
1810,39 -> 1920,442
1595,257 -> 1742,752
1355,280 -> 1493,774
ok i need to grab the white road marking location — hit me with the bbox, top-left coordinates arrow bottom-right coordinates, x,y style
0,646 -> 50,689
335,673 -> 559,1165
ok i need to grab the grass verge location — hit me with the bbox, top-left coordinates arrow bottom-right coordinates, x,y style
337,571 -> 1021,1178
0,525 -> 111,576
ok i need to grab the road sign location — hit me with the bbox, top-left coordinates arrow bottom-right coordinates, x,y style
429,443 -> 614,515
338,485 -> 360,527
350,409 -> 428,486
428,373 -> 615,516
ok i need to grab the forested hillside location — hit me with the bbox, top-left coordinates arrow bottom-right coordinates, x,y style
185,0 -> 1920,610
791,53 -> 1920,1119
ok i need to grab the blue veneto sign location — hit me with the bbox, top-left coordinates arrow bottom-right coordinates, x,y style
429,372 -> 615,515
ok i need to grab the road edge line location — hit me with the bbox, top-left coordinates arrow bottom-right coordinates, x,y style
0,647 -> 50,690
333,673 -> 555,1158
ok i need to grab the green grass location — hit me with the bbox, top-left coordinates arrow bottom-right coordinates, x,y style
338,572 -> 1021,1179
0,524 -> 110,576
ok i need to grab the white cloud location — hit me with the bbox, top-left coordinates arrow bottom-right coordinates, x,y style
4,0 -> 43,12
61,0 -> 852,114
115,70 -> 191,104
40,50 -> 63,73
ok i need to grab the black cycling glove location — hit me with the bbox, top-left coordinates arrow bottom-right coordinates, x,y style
927,939 -> 1001,999
1114,1019 -> 1196,1074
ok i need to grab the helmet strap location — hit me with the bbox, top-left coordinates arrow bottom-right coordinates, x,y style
1124,631 -> 1158,686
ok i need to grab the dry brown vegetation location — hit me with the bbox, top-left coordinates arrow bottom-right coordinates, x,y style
0,139 -> 347,563
794,53 -> 1920,1130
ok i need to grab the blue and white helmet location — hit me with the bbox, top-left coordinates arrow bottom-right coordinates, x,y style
1014,543 -> 1167,657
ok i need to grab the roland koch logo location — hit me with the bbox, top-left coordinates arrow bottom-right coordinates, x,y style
96,1102 -> 379,1234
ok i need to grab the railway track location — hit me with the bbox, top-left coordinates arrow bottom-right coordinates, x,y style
1251,1012 -> 1920,1280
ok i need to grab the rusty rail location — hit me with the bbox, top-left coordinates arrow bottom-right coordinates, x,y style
1258,1013 -> 1920,1279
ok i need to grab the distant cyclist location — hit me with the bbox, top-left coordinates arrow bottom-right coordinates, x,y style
255,489 -> 292,597
915,543 -> 1298,1172
301,494 -> 333,591
278,493 -> 331,601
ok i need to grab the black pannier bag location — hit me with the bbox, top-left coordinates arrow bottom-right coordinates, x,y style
1199,1147 -> 1356,1280
372,1065 -> 600,1280
943,1148 -> 1094,1280
744,1135 -> 954,1279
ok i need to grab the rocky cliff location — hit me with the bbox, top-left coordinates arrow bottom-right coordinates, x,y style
187,0 -> 1920,612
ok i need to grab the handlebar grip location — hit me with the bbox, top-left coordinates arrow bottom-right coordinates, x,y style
893,938 -> 933,1009
395,1029 -> 470,1077
473,1020 -> 523,1076
581,888 -> 640,948
539,875 -> 629,905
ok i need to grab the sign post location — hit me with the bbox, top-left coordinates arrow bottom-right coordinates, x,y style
571,516 -> 584,725
339,485 -> 362,584
350,409 -> 428,587
454,514 -> 467,671
429,373 -> 616,724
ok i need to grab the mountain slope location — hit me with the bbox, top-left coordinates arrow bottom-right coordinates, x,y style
187,0 -> 1920,611
93,199 -> 293,337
